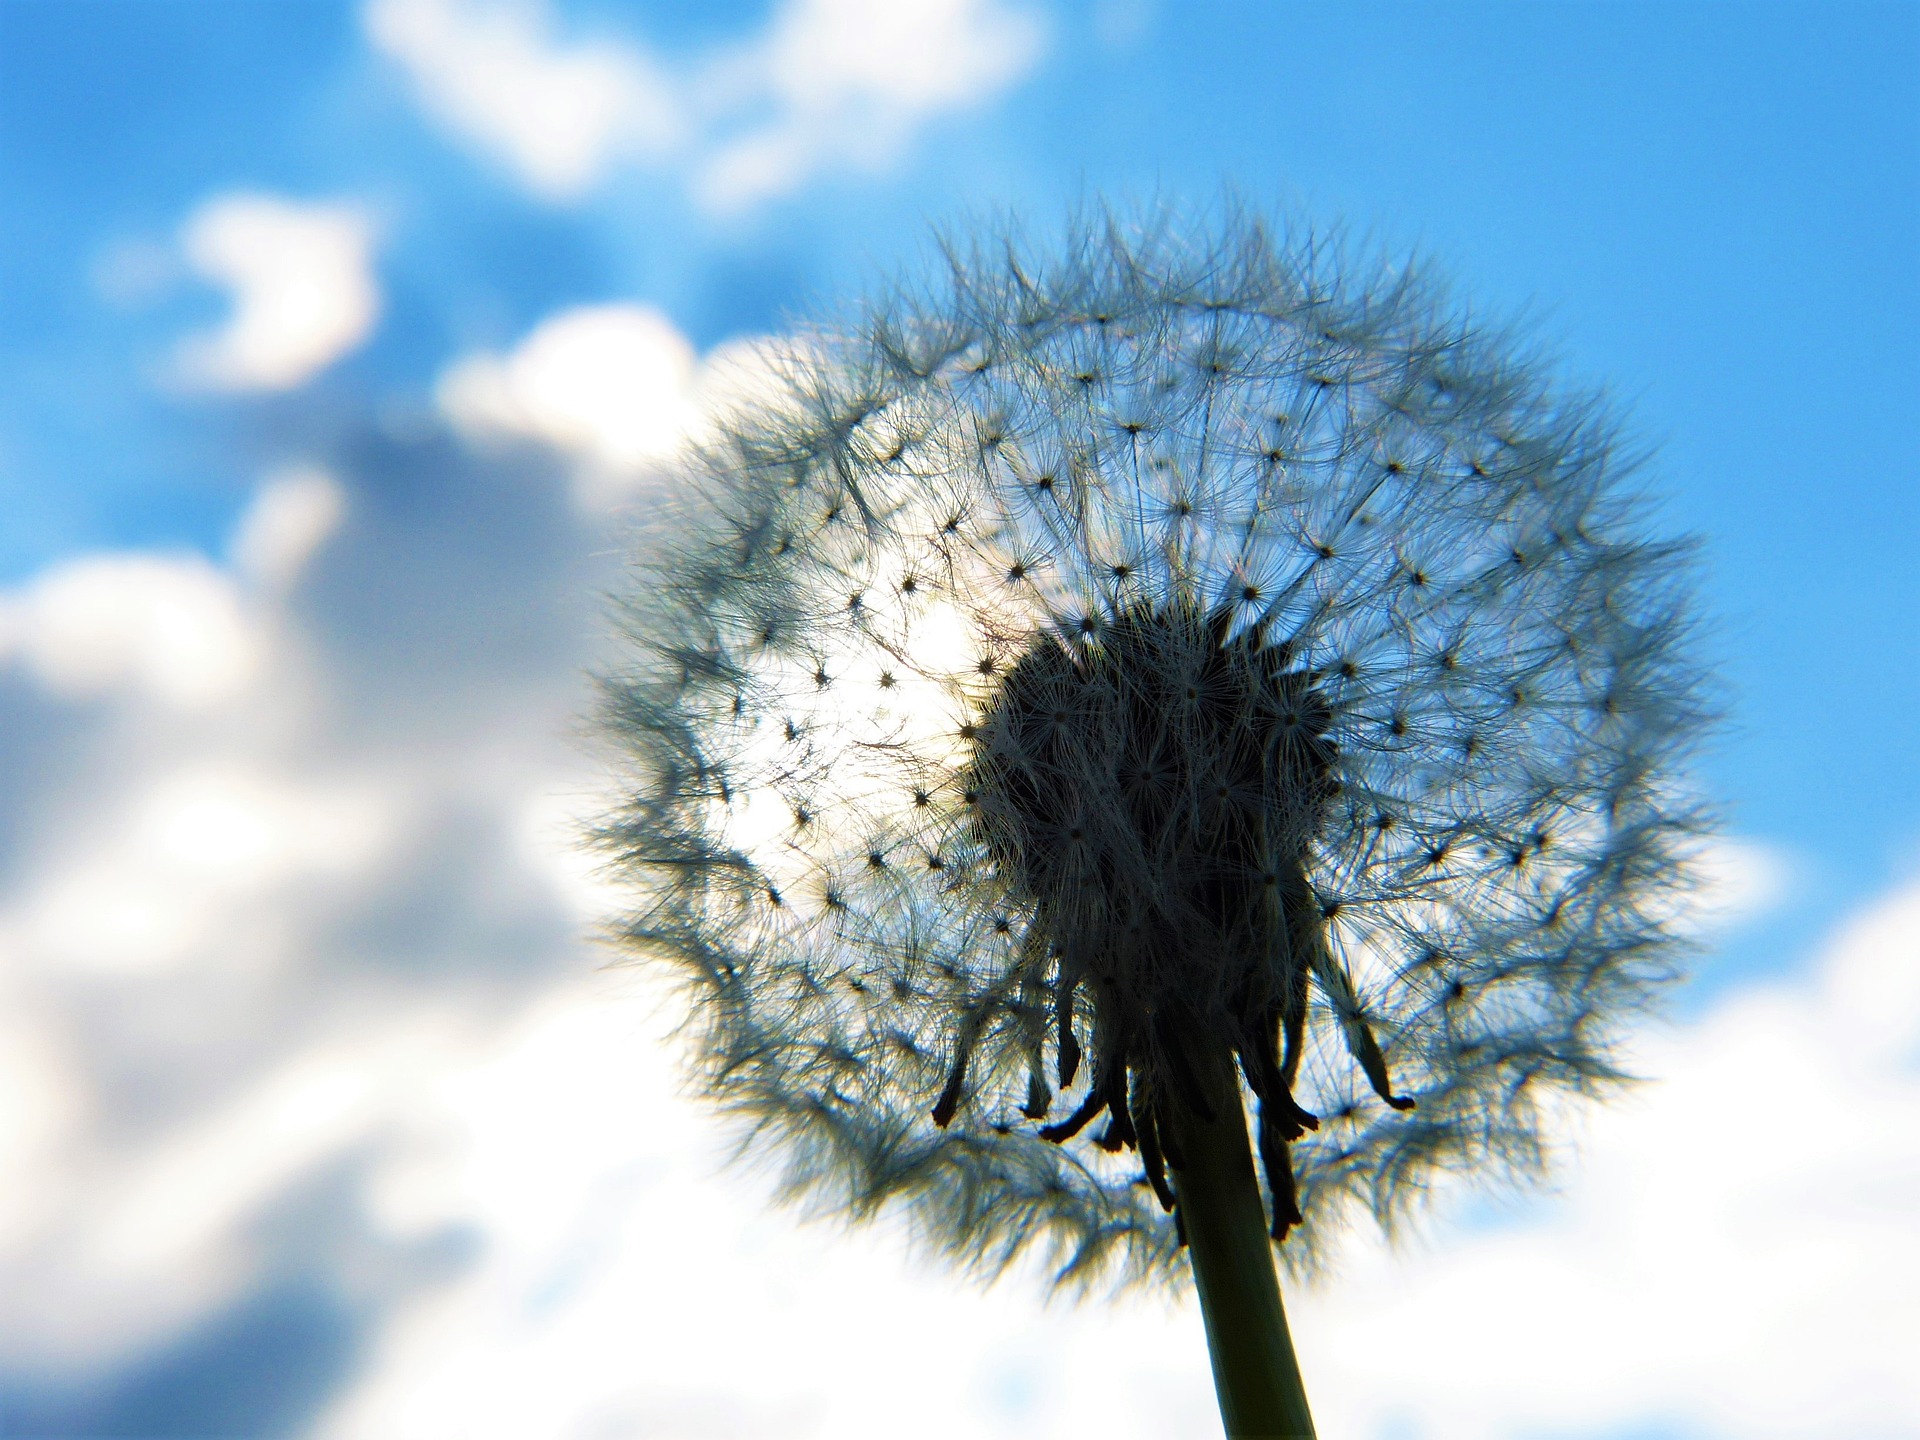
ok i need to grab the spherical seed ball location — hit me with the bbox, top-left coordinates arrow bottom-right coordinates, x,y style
595,208 -> 1714,1288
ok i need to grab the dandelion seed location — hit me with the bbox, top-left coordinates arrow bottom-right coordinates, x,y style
594,204 -> 1713,1439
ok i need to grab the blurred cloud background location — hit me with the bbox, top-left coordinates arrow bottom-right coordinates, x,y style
0,2 -> 1915,1437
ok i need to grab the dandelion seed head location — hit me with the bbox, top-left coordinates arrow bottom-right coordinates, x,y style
595,205 -> 1713,1289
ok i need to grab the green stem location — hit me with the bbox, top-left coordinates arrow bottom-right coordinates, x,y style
1163,1047 -> 1317,1439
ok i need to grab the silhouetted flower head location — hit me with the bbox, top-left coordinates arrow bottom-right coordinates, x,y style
596,209 -> 1712,1287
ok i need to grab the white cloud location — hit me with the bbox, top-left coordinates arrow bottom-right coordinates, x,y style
1287,879 -> 1920,1440
12,762 -> 393,977
0,1010 -> 83,1250
0,474 -> 345,708
1689,832 -> 1797,929
435,303 -> 802,506
364,0 -> 681,200
364,0 -> 1045,210
0,474 -> 397,1372
82,1016 -> 461,1295
230,465 -> 348,591
0,460 -> 551,1382
1815,878 -> 1920,1066
0,553 -> 259,708
697,0 -> 1046,210
173,194 -> 381,392
7,418 -> 1911,1437
285,872 -> 1920,1440
436,305 -> 697,474
0,481 -> 377,981
306,872 -> 1920,1440
314,978 -> 1221,1440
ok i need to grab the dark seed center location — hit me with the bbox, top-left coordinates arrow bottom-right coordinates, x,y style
966,601 -> 1336,968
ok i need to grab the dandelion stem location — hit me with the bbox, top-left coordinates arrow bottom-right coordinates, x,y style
1165,1042 -> 1317,1439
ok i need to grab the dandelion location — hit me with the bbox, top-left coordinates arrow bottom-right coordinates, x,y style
595,207 -> 1712,1437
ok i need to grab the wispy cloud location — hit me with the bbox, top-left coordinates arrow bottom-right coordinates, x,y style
171,196 -> 381,392
364,0 -> 1046,210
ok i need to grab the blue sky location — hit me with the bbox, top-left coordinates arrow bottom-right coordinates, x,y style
1,3 -> 1916,1438
6,1 -> 1915,934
